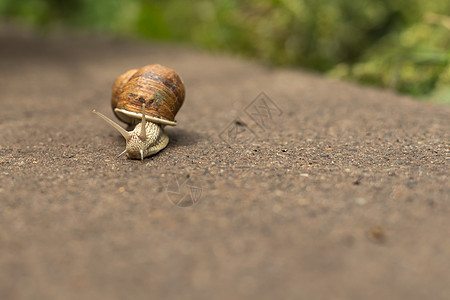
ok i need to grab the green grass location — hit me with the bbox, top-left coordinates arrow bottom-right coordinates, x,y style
1,0 -> 449,102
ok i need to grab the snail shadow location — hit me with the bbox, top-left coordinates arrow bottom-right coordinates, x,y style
166,129 -> 204,147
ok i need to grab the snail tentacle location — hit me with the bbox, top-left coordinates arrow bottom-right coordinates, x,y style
139,103 -> 147,141
117,149 -> 127,158
92,110 -> 131,141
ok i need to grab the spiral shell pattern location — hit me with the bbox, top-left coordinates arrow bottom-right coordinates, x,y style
111,64 -> 185,126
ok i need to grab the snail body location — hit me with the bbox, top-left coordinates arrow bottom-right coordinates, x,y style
93,64 -> 185,160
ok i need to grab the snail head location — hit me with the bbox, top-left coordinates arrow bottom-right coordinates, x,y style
93,103 -> 168,160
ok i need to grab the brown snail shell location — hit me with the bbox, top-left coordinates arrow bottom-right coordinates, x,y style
111,64 -> 185,126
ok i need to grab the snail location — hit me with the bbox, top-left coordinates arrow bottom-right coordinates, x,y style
92,64 -> 185,160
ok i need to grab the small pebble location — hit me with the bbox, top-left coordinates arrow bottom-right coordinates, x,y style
369,225 -> 385,243
355,198 -> 366,205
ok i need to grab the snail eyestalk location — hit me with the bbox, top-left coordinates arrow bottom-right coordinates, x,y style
139,103 -> 147,141
92,110 -> 131,141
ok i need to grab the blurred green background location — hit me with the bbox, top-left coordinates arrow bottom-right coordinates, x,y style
1,0 -> 449,103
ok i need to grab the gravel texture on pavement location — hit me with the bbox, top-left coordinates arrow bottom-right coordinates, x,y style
1,28 -> 449,300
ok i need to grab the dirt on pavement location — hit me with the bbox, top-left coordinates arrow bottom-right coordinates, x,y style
0,27 -> 449,300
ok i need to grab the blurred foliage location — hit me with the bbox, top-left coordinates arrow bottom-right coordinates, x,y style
1,0 -> 449,102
